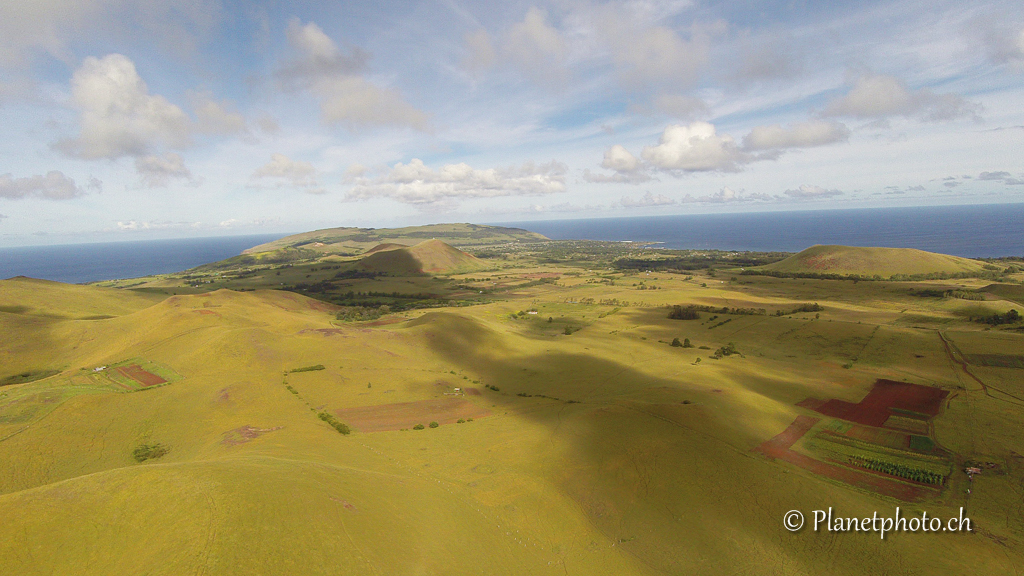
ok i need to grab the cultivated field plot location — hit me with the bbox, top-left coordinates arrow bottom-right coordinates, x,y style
755,415 -> 937,501
798,379 -> 948,427
98,358 -> 182,391
334,398 -> 491,432
964,354 -> 1024,368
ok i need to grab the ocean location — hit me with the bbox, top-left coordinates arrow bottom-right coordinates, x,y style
0,234 -> 287,284
502,203 -> 1024,258
2,204 -> 1021,284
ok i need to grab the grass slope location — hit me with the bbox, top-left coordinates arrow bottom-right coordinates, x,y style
0,276 -> 165,318
1,259 -> 1022,575
244,223 -> 548,255
356,239 -> 488,275
762,245 -> 987,277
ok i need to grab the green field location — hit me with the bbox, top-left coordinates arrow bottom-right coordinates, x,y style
1,237 -> 1022,574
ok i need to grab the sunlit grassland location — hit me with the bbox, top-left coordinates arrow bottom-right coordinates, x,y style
0,253 -> 1022,574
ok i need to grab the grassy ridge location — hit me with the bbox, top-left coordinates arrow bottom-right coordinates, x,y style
762,245 -> 988,277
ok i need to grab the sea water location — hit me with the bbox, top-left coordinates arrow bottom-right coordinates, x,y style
0,234 -> 287,284
501,203 -> 1024,258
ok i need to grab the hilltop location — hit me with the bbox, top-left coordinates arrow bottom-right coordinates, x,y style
760,245 -> 988,278
356,239 -> 488,275
243,223 -> 548,255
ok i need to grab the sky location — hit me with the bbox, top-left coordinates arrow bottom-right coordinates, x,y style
0,0 -> 1022,246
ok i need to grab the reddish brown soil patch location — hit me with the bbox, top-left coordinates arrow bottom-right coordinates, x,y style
755,416 -> 933,501
463,387 -> 481,396
821,425 -> 911,450
221,425 -> 284,445
756,415 -> 820,453
335,398 -> 491,432
115,364 -> 166,387
800,379 -> 948,427
196,309 -> 218,315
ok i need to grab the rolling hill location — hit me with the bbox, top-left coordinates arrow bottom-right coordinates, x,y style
243,223 -> 548,255
760,245 -> 988,277
356,239 -> 489,275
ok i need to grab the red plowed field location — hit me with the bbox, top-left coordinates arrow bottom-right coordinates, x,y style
755,415 -> 933,501
801,379 -> 948,427
335,398 -> 491,432
115,364 -> 167,387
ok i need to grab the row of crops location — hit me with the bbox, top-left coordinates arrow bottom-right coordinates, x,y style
848,456 -> 945,485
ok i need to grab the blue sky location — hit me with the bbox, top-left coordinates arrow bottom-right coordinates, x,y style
0,0 -> 1022,245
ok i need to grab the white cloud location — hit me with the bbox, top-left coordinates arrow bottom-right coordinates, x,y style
978,171 -> 1024,185
278,19 -> 428,130
54,54 -> 192,160
505,7 -> 568,81
135,152 -> 198,188
742,120 -> 850,150
190,92 -> 247,136
597,15 -> 718,90
251,153 -> 324,194
346,158 -> 567,206
619,191 -> 675,207
0,1 -> 219,67
641,121 -> 750,172
583,144 -> 652,183
602,144 -> 641,173
0,171 -> 86,200
823,74 -> 981,122
593,118 -> 849,183
342,163 -> 368,183
680,186 -> 772,203
967,17 -> 1024,71
784,184 -> 843,199
116,220 -> 202,231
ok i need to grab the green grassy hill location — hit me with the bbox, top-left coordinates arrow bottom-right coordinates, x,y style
1,254 -> 1021,575
356,239 -> 488,275
243,223 -> 548,255
761,245 -> 987,277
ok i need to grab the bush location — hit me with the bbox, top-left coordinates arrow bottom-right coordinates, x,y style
317,411 -> 351,435
429,421 -> 439,428
132,443 -> 169,463
413,423 -> 425,430
668,305 -> 701,320
290,364 -> 325,373
457,418 -> 466,424
670,337 -> 683,347
683,338 -> 693,348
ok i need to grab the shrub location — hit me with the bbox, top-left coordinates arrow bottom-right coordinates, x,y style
457,419 -> 466,424
429,421 -> 439,428
317,411 -> 351,435
413,424 -> 425,430
683,338 -> 693,348
290,364 -> 326,373
668,305 -> 701,320
670,337 -> 683,347
132,443 -> 169,463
